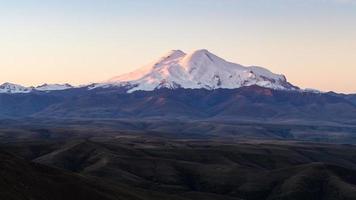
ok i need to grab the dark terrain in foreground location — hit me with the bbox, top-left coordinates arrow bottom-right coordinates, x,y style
1,120 -> 356,200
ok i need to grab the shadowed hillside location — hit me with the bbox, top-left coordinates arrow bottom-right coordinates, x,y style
3,128 -> 356,200
0,87 -> 355,124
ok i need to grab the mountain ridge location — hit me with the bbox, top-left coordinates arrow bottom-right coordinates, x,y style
0,82 -> 74,93
0,85 -> 355,123
0,49 -> 302,94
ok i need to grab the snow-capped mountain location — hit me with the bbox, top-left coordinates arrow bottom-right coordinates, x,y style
35,84 -> 73,91
0,83 -> 33,94
0,83 -> 73,93
0,49 -> 299,94
104,49 -> 298,92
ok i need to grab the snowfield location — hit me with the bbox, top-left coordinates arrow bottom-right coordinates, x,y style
0,83 -> 73,94
105,49 -> 298,93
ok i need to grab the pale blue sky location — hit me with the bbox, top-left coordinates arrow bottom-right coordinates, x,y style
0,0 -> 355,92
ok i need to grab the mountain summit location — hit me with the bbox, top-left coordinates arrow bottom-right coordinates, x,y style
106,49 -> 298,92
0,50 -> 298,94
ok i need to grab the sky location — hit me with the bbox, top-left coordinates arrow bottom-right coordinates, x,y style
0,0 -> 355,93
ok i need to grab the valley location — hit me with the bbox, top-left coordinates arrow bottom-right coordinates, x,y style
1,119 -> 356,200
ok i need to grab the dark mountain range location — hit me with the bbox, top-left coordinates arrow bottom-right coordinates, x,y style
342,93 -> 356,105
0,86 -> 355,124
